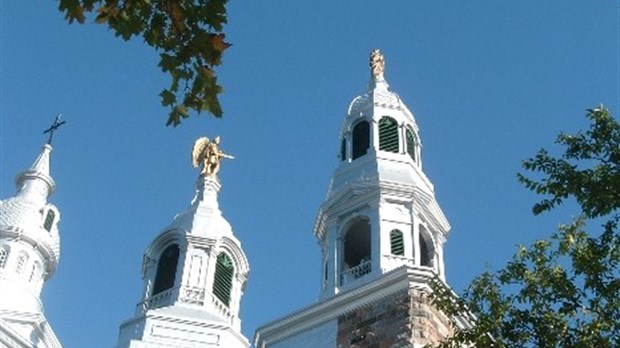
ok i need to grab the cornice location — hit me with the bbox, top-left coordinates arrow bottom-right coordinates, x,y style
254,266 -> 440,346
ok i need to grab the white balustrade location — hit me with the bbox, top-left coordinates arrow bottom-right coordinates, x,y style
339,259 -> 372,285
136,286 -> 177,313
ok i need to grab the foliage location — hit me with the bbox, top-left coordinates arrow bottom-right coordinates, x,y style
58,0 -> 230,126
429,106 -> 620,348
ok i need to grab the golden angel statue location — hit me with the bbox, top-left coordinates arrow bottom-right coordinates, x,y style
192,136 -> 234,177
370,49 -> 385,80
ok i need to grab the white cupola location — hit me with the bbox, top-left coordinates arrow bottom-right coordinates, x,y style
0,142 -> 62,348
314,50 -> 451,298
116,136 -> 250,348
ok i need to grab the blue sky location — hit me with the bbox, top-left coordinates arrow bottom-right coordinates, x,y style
1,1 -> 619,347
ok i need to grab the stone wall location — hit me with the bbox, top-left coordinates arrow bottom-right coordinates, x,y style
336,288 -> 452,348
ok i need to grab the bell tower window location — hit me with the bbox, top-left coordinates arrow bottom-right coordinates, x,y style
43,209 -> 55,232
419,227 -> 435,267
341,219 -> 371,283
352,121 -> 370,160
379,116 -> 399,153
406,127 -> 416,162
152,244 -> 180,295
213,252 -> 234,307
390,229 -> 405,256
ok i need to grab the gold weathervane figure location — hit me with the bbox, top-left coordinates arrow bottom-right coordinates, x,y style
192,136 -> 234,177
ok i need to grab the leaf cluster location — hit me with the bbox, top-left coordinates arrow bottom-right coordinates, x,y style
58,0 -> 230,126
429,107 -> 620,348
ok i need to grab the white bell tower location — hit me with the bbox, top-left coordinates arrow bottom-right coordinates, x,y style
255,50 -> 456,348
315,50 -> 451,298
116,137 -> 250,348
0,142 -> 62,348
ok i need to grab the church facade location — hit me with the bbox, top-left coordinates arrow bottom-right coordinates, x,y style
0,50 -> 462,348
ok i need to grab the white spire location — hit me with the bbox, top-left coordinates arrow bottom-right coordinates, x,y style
0,142 -> 62,348
15,144 -> 56,203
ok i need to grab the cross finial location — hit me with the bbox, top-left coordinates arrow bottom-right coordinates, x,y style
43,114 -> 66,145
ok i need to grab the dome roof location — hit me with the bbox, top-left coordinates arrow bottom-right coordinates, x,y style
165,176 -> 234,238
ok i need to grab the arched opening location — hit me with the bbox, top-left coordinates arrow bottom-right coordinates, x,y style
340,138 -> 347,161
406,127 -> 417,162
43,209 -> 55,232
213,252 -> 234,307
29,261 -> 41,282
379,116 -> 399,153
418,227 -> 435,267
15,252 -> 29,275
152,244 -> 180,295
390,229 -> 405,256
0,246 -> 9,269
342,219 -> 371,281
352,121 -> 370,160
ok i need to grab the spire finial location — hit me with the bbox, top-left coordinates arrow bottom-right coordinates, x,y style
192,136 -> 234,177
370,49 -> 385,81
43,114 -> 66,145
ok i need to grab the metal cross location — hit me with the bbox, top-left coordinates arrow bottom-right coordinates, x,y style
43,114 -> 66,145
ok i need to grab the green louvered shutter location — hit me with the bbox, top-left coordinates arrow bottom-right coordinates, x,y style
406,128 -> 416,161
213,253 -> 234,306
379,117 -> 399,153
390,230 -> 404,256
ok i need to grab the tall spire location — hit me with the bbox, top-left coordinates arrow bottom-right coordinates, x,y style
0,129 -> 63,348
15,144 -> 55,202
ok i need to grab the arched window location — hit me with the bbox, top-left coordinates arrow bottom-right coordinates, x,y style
16,252 -> 29,275
390,230 -> 405,256
152,244 -> 180,295
43,209 -> 56,232
213,253 -> 234,307
352,121 -> 370,160
419,228 -> 435,267
29,261 -> 41,282
379,117 -> 399,153
0,246 -> 8,268
340,138 -> 347,161
343,219 -> 371,275
406,127 -> 416,162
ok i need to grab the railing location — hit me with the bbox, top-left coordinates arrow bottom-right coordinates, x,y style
208,292 -> 233,321
340,260 -> 372,285
136,286 -> 177,313
135,285 -> 234,324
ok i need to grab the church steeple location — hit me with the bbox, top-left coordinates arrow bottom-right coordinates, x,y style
0,138 -> 62,347
255,51 -> 458,348
116,136 -> 250,348
315,49 -> 450,298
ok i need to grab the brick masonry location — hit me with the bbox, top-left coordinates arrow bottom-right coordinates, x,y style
336,288 -> 452,348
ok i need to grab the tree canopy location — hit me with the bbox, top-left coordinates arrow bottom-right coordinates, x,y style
430,106 -> 620,348
58,0 -> 230,126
